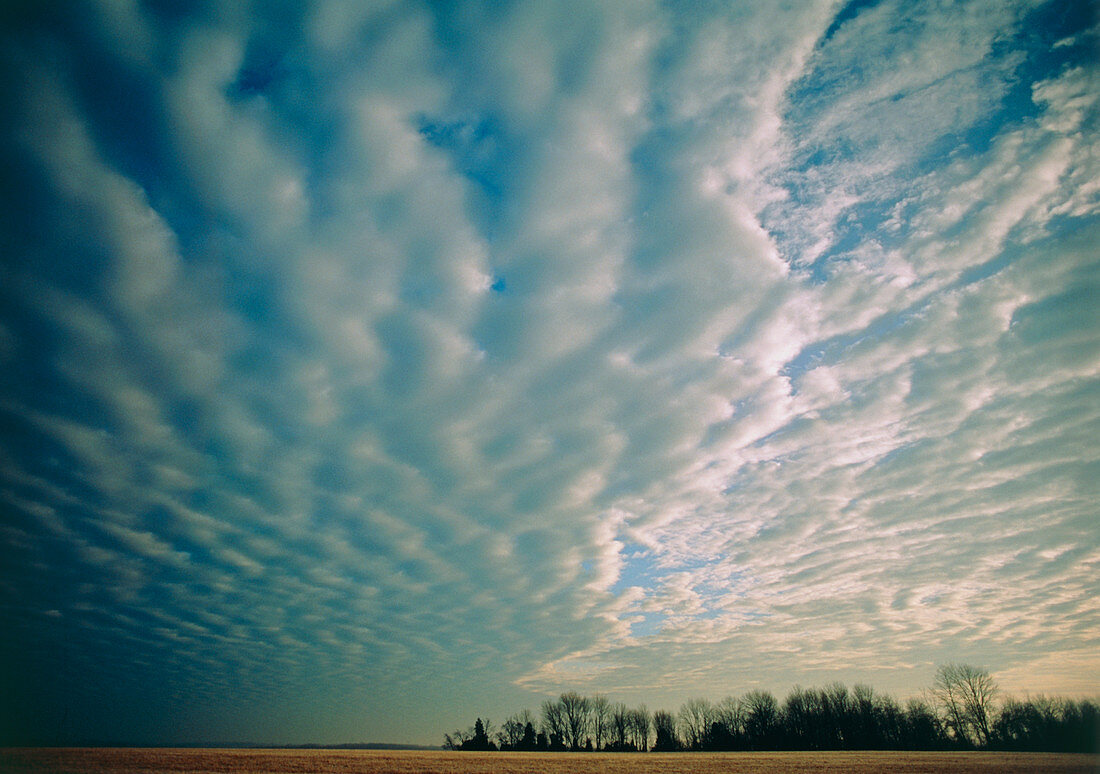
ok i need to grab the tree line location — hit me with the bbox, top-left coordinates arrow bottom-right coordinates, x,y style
444,664 -> 1098,753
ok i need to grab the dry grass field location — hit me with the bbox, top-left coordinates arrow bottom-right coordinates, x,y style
1,748 -> 1097,774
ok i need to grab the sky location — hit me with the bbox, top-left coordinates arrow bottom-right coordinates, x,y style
0,0 -> 1098,748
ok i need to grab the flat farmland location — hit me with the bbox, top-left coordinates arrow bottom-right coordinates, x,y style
1,749 -> 1097,774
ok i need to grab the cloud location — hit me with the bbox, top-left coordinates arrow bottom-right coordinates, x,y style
0,0 -> 1097,746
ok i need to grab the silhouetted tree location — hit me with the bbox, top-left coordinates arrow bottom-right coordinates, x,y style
559,691 -> 591,750
442,673 -> 1092,754
652,709 -> 679,751
519,721 -> 538,751
541,698 -> 567,749
1060,698 -> 1100,753
629,705 -> 652,751
498,710 -> 535,750
932,663 -> 997,746
994,696 -> 1051,751
782,687 -> 816,750
443,728 -> 469,751
742,690 -> 780,749
901,697 -> 945,750
678,697 -> 714,750
445,717 -> 497,751
609,702 -> 631,750
875,693 -> 906,749
707,695 -> 744,750
590,693 -> 611,750
822,683 -> 855,749
459,718 -> 496,751
992,696 -> 1100,753
852,683 -> 877,748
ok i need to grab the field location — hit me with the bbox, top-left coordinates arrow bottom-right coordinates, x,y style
1,749 -> 1098,774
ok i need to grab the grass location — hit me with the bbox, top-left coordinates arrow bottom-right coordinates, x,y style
1,748 -> 1098,774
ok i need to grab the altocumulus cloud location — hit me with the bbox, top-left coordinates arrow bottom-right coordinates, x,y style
0,0 -> 1097,746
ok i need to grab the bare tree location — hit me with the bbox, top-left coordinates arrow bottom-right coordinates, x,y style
782,687 -> 814,748
558,691 -> 591,750
714,695 -> 744,744
610,702 -> 630,749
742,690 -> 780,748
653,709 -> 679,751
498,709 -> 534,749
590,694 -> 611,750
541,697 -> 567,748
852,683 -> 876,747
629,704 -> 652,751
823,682 -> 852,745
443,728 -> 470,750
932,663 -> 998,746
445,718 -> 494,751
678,697 -> 714,749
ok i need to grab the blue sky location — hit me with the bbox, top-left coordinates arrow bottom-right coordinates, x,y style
1,0 -> 1097,746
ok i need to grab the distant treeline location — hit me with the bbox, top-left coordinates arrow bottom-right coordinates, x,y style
444,664 -> 1098,754
274,743 -> 441,751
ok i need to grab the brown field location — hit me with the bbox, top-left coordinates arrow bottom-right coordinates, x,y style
1,748 -> 1097,774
